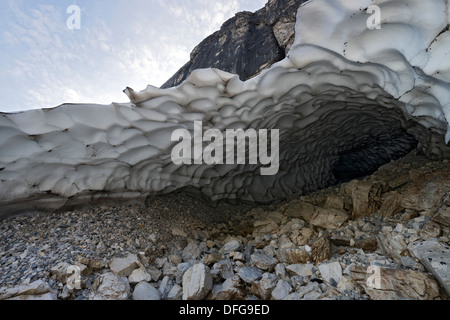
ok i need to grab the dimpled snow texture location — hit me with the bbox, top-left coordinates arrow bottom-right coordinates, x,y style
0,0 -> 449,214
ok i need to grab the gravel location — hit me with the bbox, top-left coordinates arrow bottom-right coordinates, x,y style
0,193 -> 255,292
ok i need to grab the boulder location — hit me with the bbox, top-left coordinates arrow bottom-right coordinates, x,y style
171,227 -> 188,238
350,180 -> 382,219
89,272 -> 130,300
128,268 -> 152,285
401,178 -> 450,214
377,233 -> 408,264
310,208 -> 348,230
337,276 -> 360,294
283,292 -> 301,300
147,265 -> 162,282
421,221 -> 442,238
284,201 -> 316,222
318,262 -> 342,287
271,280 -> 292,300
210,275 -> 246,300
50,262 -> 72,284
211,260 -> 234,280
350,266 -> 440,300
7,292 -> 57,300
379,192 -> 403,218
0,280 -> 55,300
279,219 -> 306,234
237,266 -> 263,284
409,239 -> 450,296
324,194 -> 345,210
220,240 -> 242,254
76,255 -> 107,270
252,219 -> 278,236
182,241 -> 202,261
167,284 -> 183,300
132,282 -> 161,300
109,253 -> 139,277
354,237 -> 378,252
182,263 -> 213,300
285,264 -> 314,278
159,276 -> 172,299
250,253 -> 278,271
277,247 -> 310,264
432,206 -> 450,227
203,253 -> 223,266
250,273 -> 279,300
274,263 -> 289,281
297,282 -> 321,299
311,236 -> 331,264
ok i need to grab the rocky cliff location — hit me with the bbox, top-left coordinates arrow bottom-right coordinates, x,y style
161,0 -> 306,88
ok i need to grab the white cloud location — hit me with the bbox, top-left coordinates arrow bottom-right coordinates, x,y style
163,0 -> 242,37
0,0 -> 268,112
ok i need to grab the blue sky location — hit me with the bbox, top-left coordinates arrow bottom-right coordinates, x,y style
0,0 -> 266,112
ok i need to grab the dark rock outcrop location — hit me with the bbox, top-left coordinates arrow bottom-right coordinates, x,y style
161,0 -> 307,88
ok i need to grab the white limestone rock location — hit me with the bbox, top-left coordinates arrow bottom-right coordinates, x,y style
220,240 -> 242,254
409,239 -> 450,296
182,263 -> 213,300
89,272 -> 130,300
271,279 -> 292,300
128,268 -> 152,285
0,280 -> 55,300
318,261 -> 342,287
167,284 -> 183,300
250,273 -> 279,300
285,263 -> 314,278
110,253 -> 139,277
250,253 -> 278,271
132,282 -> 161,301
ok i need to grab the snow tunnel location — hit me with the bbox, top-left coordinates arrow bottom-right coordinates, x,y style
0,0 -> 450,217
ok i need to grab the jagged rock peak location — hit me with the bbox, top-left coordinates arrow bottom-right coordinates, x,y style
161,0 -> 306,88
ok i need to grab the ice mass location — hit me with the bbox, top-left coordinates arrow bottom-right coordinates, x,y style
1,0 -> 450,217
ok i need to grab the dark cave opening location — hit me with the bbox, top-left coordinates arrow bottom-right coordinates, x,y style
331,128 -> 419,183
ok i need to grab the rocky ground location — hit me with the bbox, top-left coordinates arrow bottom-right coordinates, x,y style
0,152 -> 449,300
